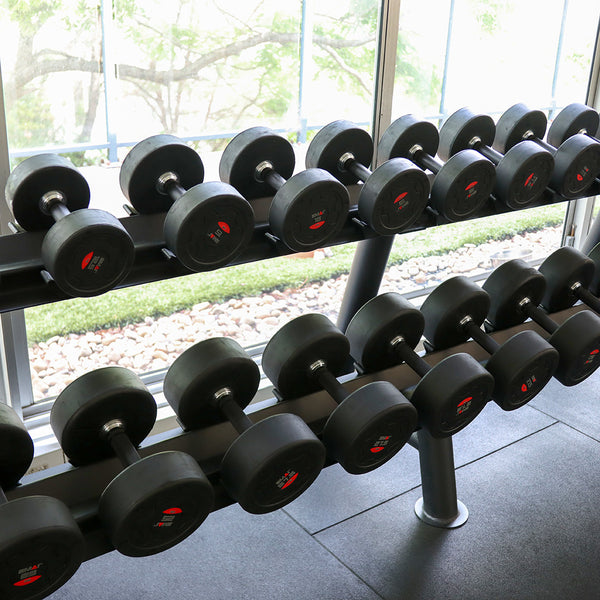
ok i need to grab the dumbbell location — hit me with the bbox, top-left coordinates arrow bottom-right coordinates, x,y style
378,114 -> 496,222
493,103 -> 600,199
538,246 -> 600,313
305,120 -> 430,235
261,314 -> 419,474
438,107 -> 554,210
51,367 -> 214,557
547,103 -> 600,148
163,338 -> 326,513
0,402 -> 84,599
119,135 -> 254,271
219,126 -> 350,252
419,276 -> 559,410
5,154 -> 134,297
345,293 -> 495,437
482,258 -> 600,386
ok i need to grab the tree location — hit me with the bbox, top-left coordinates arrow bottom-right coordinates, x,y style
0,0 -> 435,162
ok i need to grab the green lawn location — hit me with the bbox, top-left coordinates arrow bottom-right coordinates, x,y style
24,204 -> 567,344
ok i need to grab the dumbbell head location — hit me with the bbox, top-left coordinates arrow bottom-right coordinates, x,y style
346,293 -> 493,437
163,337 -> 325,513
539,246 -> 596,312
262,313 -> 350,398
120,134 -> 205,213
482,259 -> 546,329
493,104 -> 548,153
0,403 -> 84,599
220,127 -> 296,199
494,103 -> 600,199
438,108 -> 496,160
120,135 -> 254,271
379,114 -> 495,221
420,277 -> 559,411
494,142 -> 554,209
51,367 -> 214,556
306,120 -> 374,185
262,314 -> 418,474
307,120 -> 429,235
547,103 -> 600,148
483,260 -> 600,386
420,276 -> 490,349
6,154 -> 134,297
51,366 -> 157,465
439,108 -> 554,210
221,127 -> 349,251
588,242 -> 600,296
545,310 -> 600,385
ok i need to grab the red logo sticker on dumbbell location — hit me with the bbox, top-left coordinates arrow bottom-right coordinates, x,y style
465,181 -> 479,198
456,396 -> 473,416
209,222 -> 231,244
276,470 -> 299,490
521,375 -> 537,393
370,435 -> 391,454
524,172 -> 538,189
309,210 -> 325,230
13,563 -> 43,587
153,507 -> 183,528
394,192 -> 408,211
577,166 -> 590,182
585,348 -> 600,365
81,251 -> 105,272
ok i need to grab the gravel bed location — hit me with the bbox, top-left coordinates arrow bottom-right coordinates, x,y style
29,226 -> 562,400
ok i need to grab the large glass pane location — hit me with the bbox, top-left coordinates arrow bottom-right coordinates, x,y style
0,0 -> 380,402
384,0 -> 600,295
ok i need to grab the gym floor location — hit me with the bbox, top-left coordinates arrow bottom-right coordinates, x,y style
48,367 -> 600,600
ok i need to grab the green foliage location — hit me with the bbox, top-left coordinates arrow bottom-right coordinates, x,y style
3,0 -> 57,34
468,0 -> 514,35
6,88 -> 57,149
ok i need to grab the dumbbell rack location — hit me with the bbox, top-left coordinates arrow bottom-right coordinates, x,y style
0,183 -> 586,311
4,307 -> 584,560
0,174 -> 595,561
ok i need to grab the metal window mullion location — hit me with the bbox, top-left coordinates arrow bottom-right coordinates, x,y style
0,61 -> 34,415
563,12 -> 600,250
337,0 -> 401,332
371,0 -> 401,161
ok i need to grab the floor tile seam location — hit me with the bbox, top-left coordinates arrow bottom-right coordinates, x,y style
304,483 -> 424,536
281,422 -> 569,539
529,406 -> 600,444
452,420 -> 560,471
559,421 -> 600,444
280,509 -> 387,599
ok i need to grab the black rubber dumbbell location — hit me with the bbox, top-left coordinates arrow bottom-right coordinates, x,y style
378,114 -> 496,222
261,314 -> 418,474
439,107 -> 554,210
547,103 -> 600,148
494,103 -> 600,199
51,367 -> 214,557
163,338 -> 326,513
538,246 -> 600,313
5,154 -> 134,297
219,126 -> 350,252
482,258 -> 600,386
305,120 -> 430,235
0,402 -> 84,599
345,293 -> 495,437
119,134 -> 254,271
420,276 -> 559,410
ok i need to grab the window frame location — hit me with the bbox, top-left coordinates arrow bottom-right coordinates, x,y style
0,2 -> 599,419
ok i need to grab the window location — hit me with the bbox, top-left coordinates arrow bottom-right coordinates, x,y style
0,1 -> 599,415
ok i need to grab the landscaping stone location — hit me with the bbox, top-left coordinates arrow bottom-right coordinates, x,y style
28,226 -> 562,400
